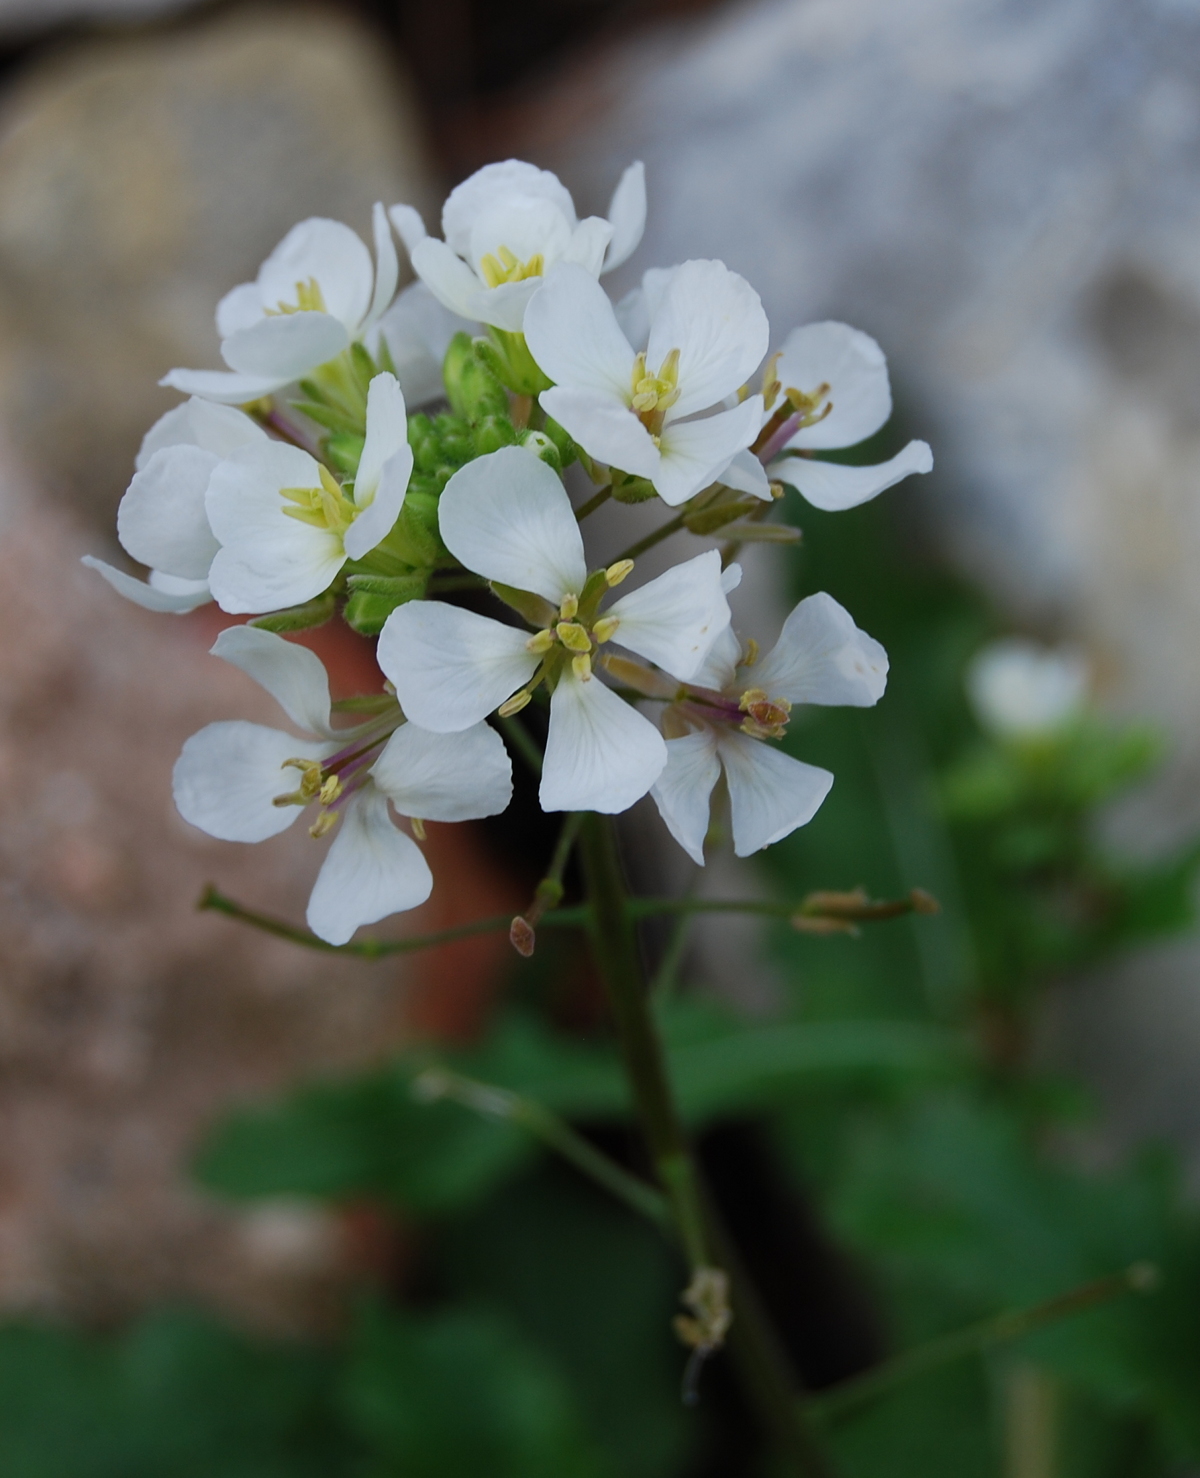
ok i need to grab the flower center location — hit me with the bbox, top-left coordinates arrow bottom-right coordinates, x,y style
280,464 -> 357,539
630,349 -> 682,437
478,245 -> 546,288
266,277 -> 328,316
271,715 -> 400,837
737,687 -> 792,740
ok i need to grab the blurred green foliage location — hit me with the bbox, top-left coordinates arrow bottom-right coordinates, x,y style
4,443 -> 1200,1476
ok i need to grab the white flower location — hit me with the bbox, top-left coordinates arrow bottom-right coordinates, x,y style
375,446 -> 732,814
161,206 -> 399,405
205,373 -> 414,614
369,281 -> 476,408
643,593 -> 888,862
966,639 -> 1088,739
390,159 -> 646,333
761,321 -> 932,511
83,397 -> 266,613
524,260 -> 768,507
173,625 -> 512,945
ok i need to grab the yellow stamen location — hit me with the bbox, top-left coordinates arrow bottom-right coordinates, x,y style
738,686 -> 792,740
318,775 -> 342,805
410,817 -> 427,841
498,690 -> 532,717
592,616 -> 620,644
605,559 -> 634,587
629,348 -> 682,432
310,809 -> 340,839
559,593 -> 579,620
266,277 -> 328,316
526,628 -> 556,654
742,638 -> 759,667
572,653 -> 593,682
478,245 -> 546,288
556,621 -> 592,653
760,351 -> 783,411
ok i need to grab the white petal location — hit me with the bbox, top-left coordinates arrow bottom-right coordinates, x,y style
365,201 -> 400,332
538,387 -> 660,480
614,286 -> 649,353
524,264 -> 634,400
82,556 -> 211,613
562,217 -> 614,276
137,398 -> 265,470
966,640 -> 1088,738
216,281 -> 264,338
306,787 -> 432,945
751,592 -> 888,709
718,447 -> 772,500
355,372 -> 409,502
540,672 -> 666,814
653,397 -> 763,506
371,721 -> 513,821
220,312 -> 350,378
117,444 -> 220,581
438,446 -> 586,602
442,161 -> 576,259
205,442 -> 345,614
370,281 -> 471,408
648,261 -> 769,419
377,601 -> 539,733
469,197 -> 573,275
650,728 -> 721,865
411,237 -> 483,320
771,440 -> 932,512
465,278 -> 540,333
388,203 -> 428,255
158,368 -> 288,404
210,624 -> 334,736
690,624 -> 741,691
149,571 -> 212,597
603,162 -> 646,273
173,720 -> 331,842
256,217 -> 374,334
777,321 -> 892,451
343,446 -> 413,561
606,550 -> 731,682
721,563 -> 743,594
717,730 -> 833,855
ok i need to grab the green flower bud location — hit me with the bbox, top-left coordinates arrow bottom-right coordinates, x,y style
611,471 -> 658,504
344,572 -> 428,636
474,414 -> 518,456
441,332 -> 476,413
542,417 -> 578,468
248,591 -> 337,633
407,413 -> 441,474
521,429 -> 562,473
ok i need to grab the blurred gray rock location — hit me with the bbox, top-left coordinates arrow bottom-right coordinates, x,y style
0,2 -> 434,528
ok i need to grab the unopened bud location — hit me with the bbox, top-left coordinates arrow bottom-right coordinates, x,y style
521,429 -> 562,472
605,559 -> 635,586
509,916 -> 536,957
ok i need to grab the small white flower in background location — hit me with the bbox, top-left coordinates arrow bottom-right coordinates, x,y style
161,205 -> 399,405
205,373 -> 414,614
173,625 -> 513,945
524,260 -> 768,507
625,593 -> 887,862
83,397 -> 266,613
757,321 -> 933,511
369,281 -> 477,408
376,446 -> 732,814
966,639 -> 1089,739
390,158 -> 646,333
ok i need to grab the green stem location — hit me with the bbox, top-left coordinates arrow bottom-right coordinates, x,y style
807,1263 -> 1158,1425
499,714 -> 544,775
576,813 -> 835,1477
575,484 -> 613,520
511,812 -> 584,956
426,573 -> 488,593
412,1065 -> 670,1228
651,873 -> 699,1002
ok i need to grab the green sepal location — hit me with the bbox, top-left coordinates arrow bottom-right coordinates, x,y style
248,591 -> 337,633
490,582 -> 557,628
442,332 -> 476,413
474,415 -> 518,456
375,332 -> 398,378
542,417 -> 578,468
344,572 -> 429,635
476,330 -> 551,396
444,336 -> 509,422
432,413 -> 475,465
407,413 -> 441,474
611,471 -> 658,504
323,432 -> 366,476
521,429 -> 562,473
349,341 -> 379,397
290,399 -> 362,436
683,497 -> 766,535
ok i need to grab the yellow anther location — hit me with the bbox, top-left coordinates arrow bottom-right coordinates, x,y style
742,638 -> 759,667
605,559 -> 635,587
559,593 -> 579,620
498,245 -> 518,271
272,790 -> 307,808
498,689 -> 532,717
592,616 -> 620,644
267,277 -> 328,316
556,621 -> 592,653
572,653 -> 593,682
410,817 -> 427,841
280,465 -> 355,536
479,253 -> 505,288
478,245 -> 546,288
761,351 -> 783,411
738,687 -> 792,739
310,809 -> 340,839
526,628 -> 556,654
282,757 -> 325,798
629,348 -> 682,426
784,381 -> 833,428
318,775 -> 343,805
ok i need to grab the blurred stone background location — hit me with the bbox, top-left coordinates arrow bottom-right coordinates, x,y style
1,0 -> 1200,1326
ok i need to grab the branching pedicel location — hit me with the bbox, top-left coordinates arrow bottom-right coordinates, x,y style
85,158 -> 937,1475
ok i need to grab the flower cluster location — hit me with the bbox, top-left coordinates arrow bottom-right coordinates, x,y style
88,160 -> 931,943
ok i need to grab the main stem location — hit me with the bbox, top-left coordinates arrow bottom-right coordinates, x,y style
577,813 -> 836,1478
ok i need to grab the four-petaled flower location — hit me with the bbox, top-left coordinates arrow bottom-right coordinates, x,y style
524,260 -> 769,507
757,321 -> 933,510
161,206 -> 399,405
626,593 -> 888,862
173,625 -> 513,944
377,446 -> 733,813
390,159 -> 646,333
205,373 -> 414,613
